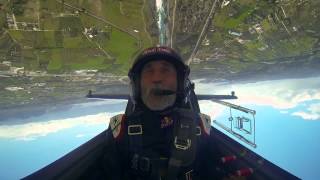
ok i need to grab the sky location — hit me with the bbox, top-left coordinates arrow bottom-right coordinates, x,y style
0,76 -> 320,180
196,76 -> 320,180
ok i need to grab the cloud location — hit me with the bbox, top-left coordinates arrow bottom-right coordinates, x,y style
199,100 -> 228,121
292,112 -> 319,120
0,111 -> 123,140
195,76 -> 320,110
1,76 -> 319,140
292,103 -> 320,120
75,134 -> 89,138
308,103 -> 320,114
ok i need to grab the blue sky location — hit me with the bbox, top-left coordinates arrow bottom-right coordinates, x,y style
196,76 -> 320,179
0,76 -> 320,180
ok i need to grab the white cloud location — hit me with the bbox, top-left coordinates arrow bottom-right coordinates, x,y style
308,103 -> 320,114
195,76 -> 320,110
292,112 -> 319,120
292,103 -> 320,120
0,111 -> 123,140
76,134 -> 86,138
199,100 -> 228,121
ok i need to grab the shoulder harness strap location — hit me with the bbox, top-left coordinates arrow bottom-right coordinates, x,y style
126,115 -> 149,176
127,116 -> 143,153
167,108 -> 198,180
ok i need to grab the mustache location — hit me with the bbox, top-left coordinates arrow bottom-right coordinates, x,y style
145,85 -> 176,96
152,89 -> 176,96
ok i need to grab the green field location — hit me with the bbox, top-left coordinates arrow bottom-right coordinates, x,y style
2,0 -> 319,77
1,0 -> 155,75
184,0 -> 320,75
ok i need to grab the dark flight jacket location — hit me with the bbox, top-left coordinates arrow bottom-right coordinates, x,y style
101,108 -> 225,180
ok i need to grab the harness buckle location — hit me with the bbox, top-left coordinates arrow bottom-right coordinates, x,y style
174,136 -> 191,150
128,125 -> 143,135
185,169 -> 193,180
196,126 -> 201,136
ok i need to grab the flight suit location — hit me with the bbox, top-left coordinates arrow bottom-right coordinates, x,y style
102,108 -> 226,180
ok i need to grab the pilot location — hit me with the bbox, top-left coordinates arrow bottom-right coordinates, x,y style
102,46 -> 224,180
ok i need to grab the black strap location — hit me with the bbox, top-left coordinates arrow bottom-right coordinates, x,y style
127,115 -> 161,179
167,158 -> 182,180
128,117 -> 143,153
166,109 -> 198,180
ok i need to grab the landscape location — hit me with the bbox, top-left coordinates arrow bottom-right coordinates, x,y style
0,0 -> 319,118
0,1 -> 320,179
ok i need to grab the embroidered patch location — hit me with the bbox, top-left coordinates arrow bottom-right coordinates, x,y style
160,116 -> 173,128
199,113 -> 211,135
109,114 -> 124,139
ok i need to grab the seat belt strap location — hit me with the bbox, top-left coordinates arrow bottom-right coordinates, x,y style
128,117 -> 143,153
167,158 -> 182,180
166,109 -> 198,180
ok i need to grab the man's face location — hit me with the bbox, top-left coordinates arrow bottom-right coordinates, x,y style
140,60 -> 177,111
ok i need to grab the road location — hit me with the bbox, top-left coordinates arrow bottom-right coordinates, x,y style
187,0 -> 219,65
55,0 -> 142,48
141,0 -> 153,45
170,0 -> 177,48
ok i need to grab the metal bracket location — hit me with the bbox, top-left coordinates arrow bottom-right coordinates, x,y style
174,136 -> 191,150
128,125 -> 143,135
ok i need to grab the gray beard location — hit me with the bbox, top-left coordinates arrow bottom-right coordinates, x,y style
141,85 -> 176,111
